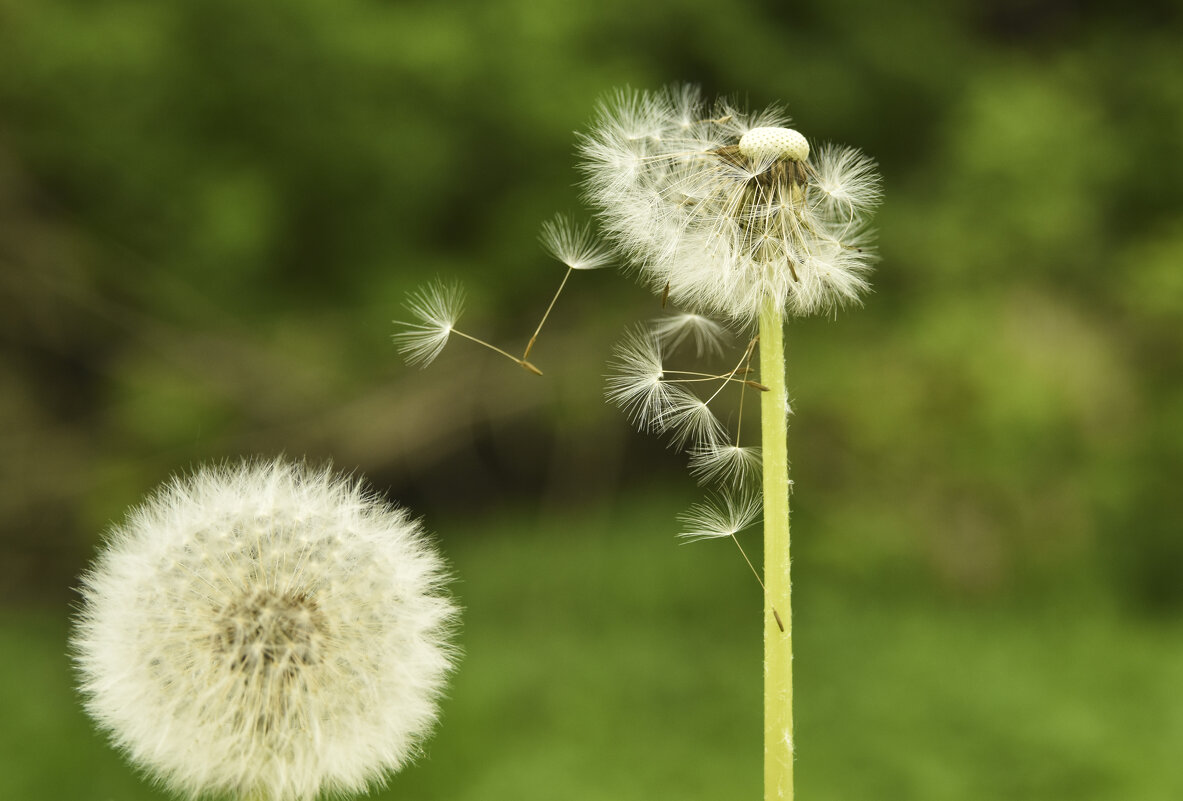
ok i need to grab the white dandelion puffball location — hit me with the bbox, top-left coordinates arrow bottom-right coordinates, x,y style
72,459 -> 458,801
580,85 -> 883,322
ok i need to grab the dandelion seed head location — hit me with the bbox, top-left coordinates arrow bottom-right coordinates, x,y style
580,85 -> 882,323
72,459 -> 458,801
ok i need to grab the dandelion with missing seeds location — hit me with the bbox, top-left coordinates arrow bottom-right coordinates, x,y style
72,459 -> 457,801
582,86 -> 882,801
581,85 -> 880,323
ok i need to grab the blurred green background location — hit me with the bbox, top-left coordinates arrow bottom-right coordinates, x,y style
2,0 -> 1181,799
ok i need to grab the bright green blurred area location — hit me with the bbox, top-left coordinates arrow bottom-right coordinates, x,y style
2,0 -> 1181,798
4,502 -> 1183,800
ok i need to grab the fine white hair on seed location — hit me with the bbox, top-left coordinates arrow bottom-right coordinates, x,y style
392,278 -> 466,367
676,489 -> 763,543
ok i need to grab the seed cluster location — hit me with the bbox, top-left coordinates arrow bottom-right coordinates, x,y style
73,460 -> 457,801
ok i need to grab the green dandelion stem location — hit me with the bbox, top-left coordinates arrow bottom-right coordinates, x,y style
759,297 -> 793,801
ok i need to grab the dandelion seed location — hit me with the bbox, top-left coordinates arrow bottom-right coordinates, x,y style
605,326 -> 680,432
72,459 -> 458,801
651,311 -> 729,358
539,214 -> 613,272
392,279 -> 465,367
579,85 -> 882,323
812,143 -> 883,219
525,215 -> 612,359
662,387 -> 728,451
394,279 -> 543,374
677,490 -> 763,542
689,443 -> 763,487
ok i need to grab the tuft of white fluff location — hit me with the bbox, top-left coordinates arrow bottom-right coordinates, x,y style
579,85 -> 882,323
72,458 -> 458,801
